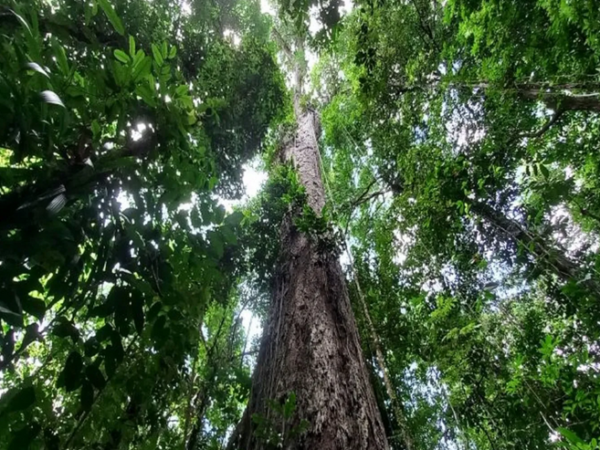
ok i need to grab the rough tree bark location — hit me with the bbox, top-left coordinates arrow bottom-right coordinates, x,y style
228,43 -> 388,449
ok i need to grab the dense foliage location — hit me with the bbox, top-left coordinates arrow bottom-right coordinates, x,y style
2,0 -> 600,449
0,0 -> 285,448
317,1 -> 600,448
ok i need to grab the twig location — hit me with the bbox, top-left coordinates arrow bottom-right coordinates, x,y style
512,109 -> 566,143
346,179 -> 377,210
183,329 -> 201,449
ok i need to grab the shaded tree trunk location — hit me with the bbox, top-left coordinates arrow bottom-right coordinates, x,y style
468,200 -> 583,283
229,105 -> 388,449
395,80 -> 600,112
517,88 -> 600,112
390,79 -> 600,112
468,82 -> 600,112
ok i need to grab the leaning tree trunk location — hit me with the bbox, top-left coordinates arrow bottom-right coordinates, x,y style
518,88 -> 600,112
466,200 -> 600,297
455,81 -> 600,112
229,104 -> 388,449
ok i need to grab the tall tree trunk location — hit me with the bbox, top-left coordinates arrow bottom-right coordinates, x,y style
517,88 -> 600,112
468,200 -> 586,284
229,102 -> 388,448
392,80 -> 600,112
468,82 -> 600,112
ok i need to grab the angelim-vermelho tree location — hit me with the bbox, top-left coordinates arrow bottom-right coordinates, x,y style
2,0 -> 600,449
228,26 -> 387,449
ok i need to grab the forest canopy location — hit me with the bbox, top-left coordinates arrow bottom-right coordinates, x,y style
1,0 -> 600,449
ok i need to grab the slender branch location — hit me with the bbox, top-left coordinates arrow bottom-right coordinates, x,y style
346,179 -> 377,209
342,240 -> 415,450
357,190 -> 386,207
513,109 -> 566,142
408,0 -> 441,53
183,326 -> 202,449
271,27 -> 292,58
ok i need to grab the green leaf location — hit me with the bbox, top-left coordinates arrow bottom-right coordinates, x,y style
214,205 -> 226,224
110,332 -> 124,362
52,317 -> 80,342
132,56 -> 152,81
132,49 -> 145,67
135,83 -> 156,107
558,428 -> 585,445
21,295 -> 45,320
121,273 -> 155,298
200,202 -> 213,222
147,302 -> 162,322
97,0 -> 125,35
85,365 -> 106,390
104,347 -> 117,378
96,324 -> 114,342
91,120 -> 101,138
129,35 -> 136,57
114,306 -> 132,338
169,46 -> 177,59
8,9 -> 32,37
60,351 -> 84,392
80,381 -> 94,412
3,386 -> 36,414
84,337 -> 100,357
8,423 -> 41,450
208,231 -> 224,259
151,44 -> 164,66
176,84 -> 188,96
40,90 -> 65,107
131,293 -> 145,335
0,304 -> 22,327
25,62 -> 50,78
221,225 -> 237,244
225,210 -> 244,227
151,315 -> 167,343
284,392 -> 296,418
114,49 -> 130,64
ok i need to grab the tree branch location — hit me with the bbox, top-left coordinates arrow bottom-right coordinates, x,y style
510,109 -> 566,145
271,27 -> 292,58
347,179 -> 378,209
408,0 -> 441,53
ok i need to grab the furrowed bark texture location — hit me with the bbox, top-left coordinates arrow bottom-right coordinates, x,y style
232,110 -> 388,450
